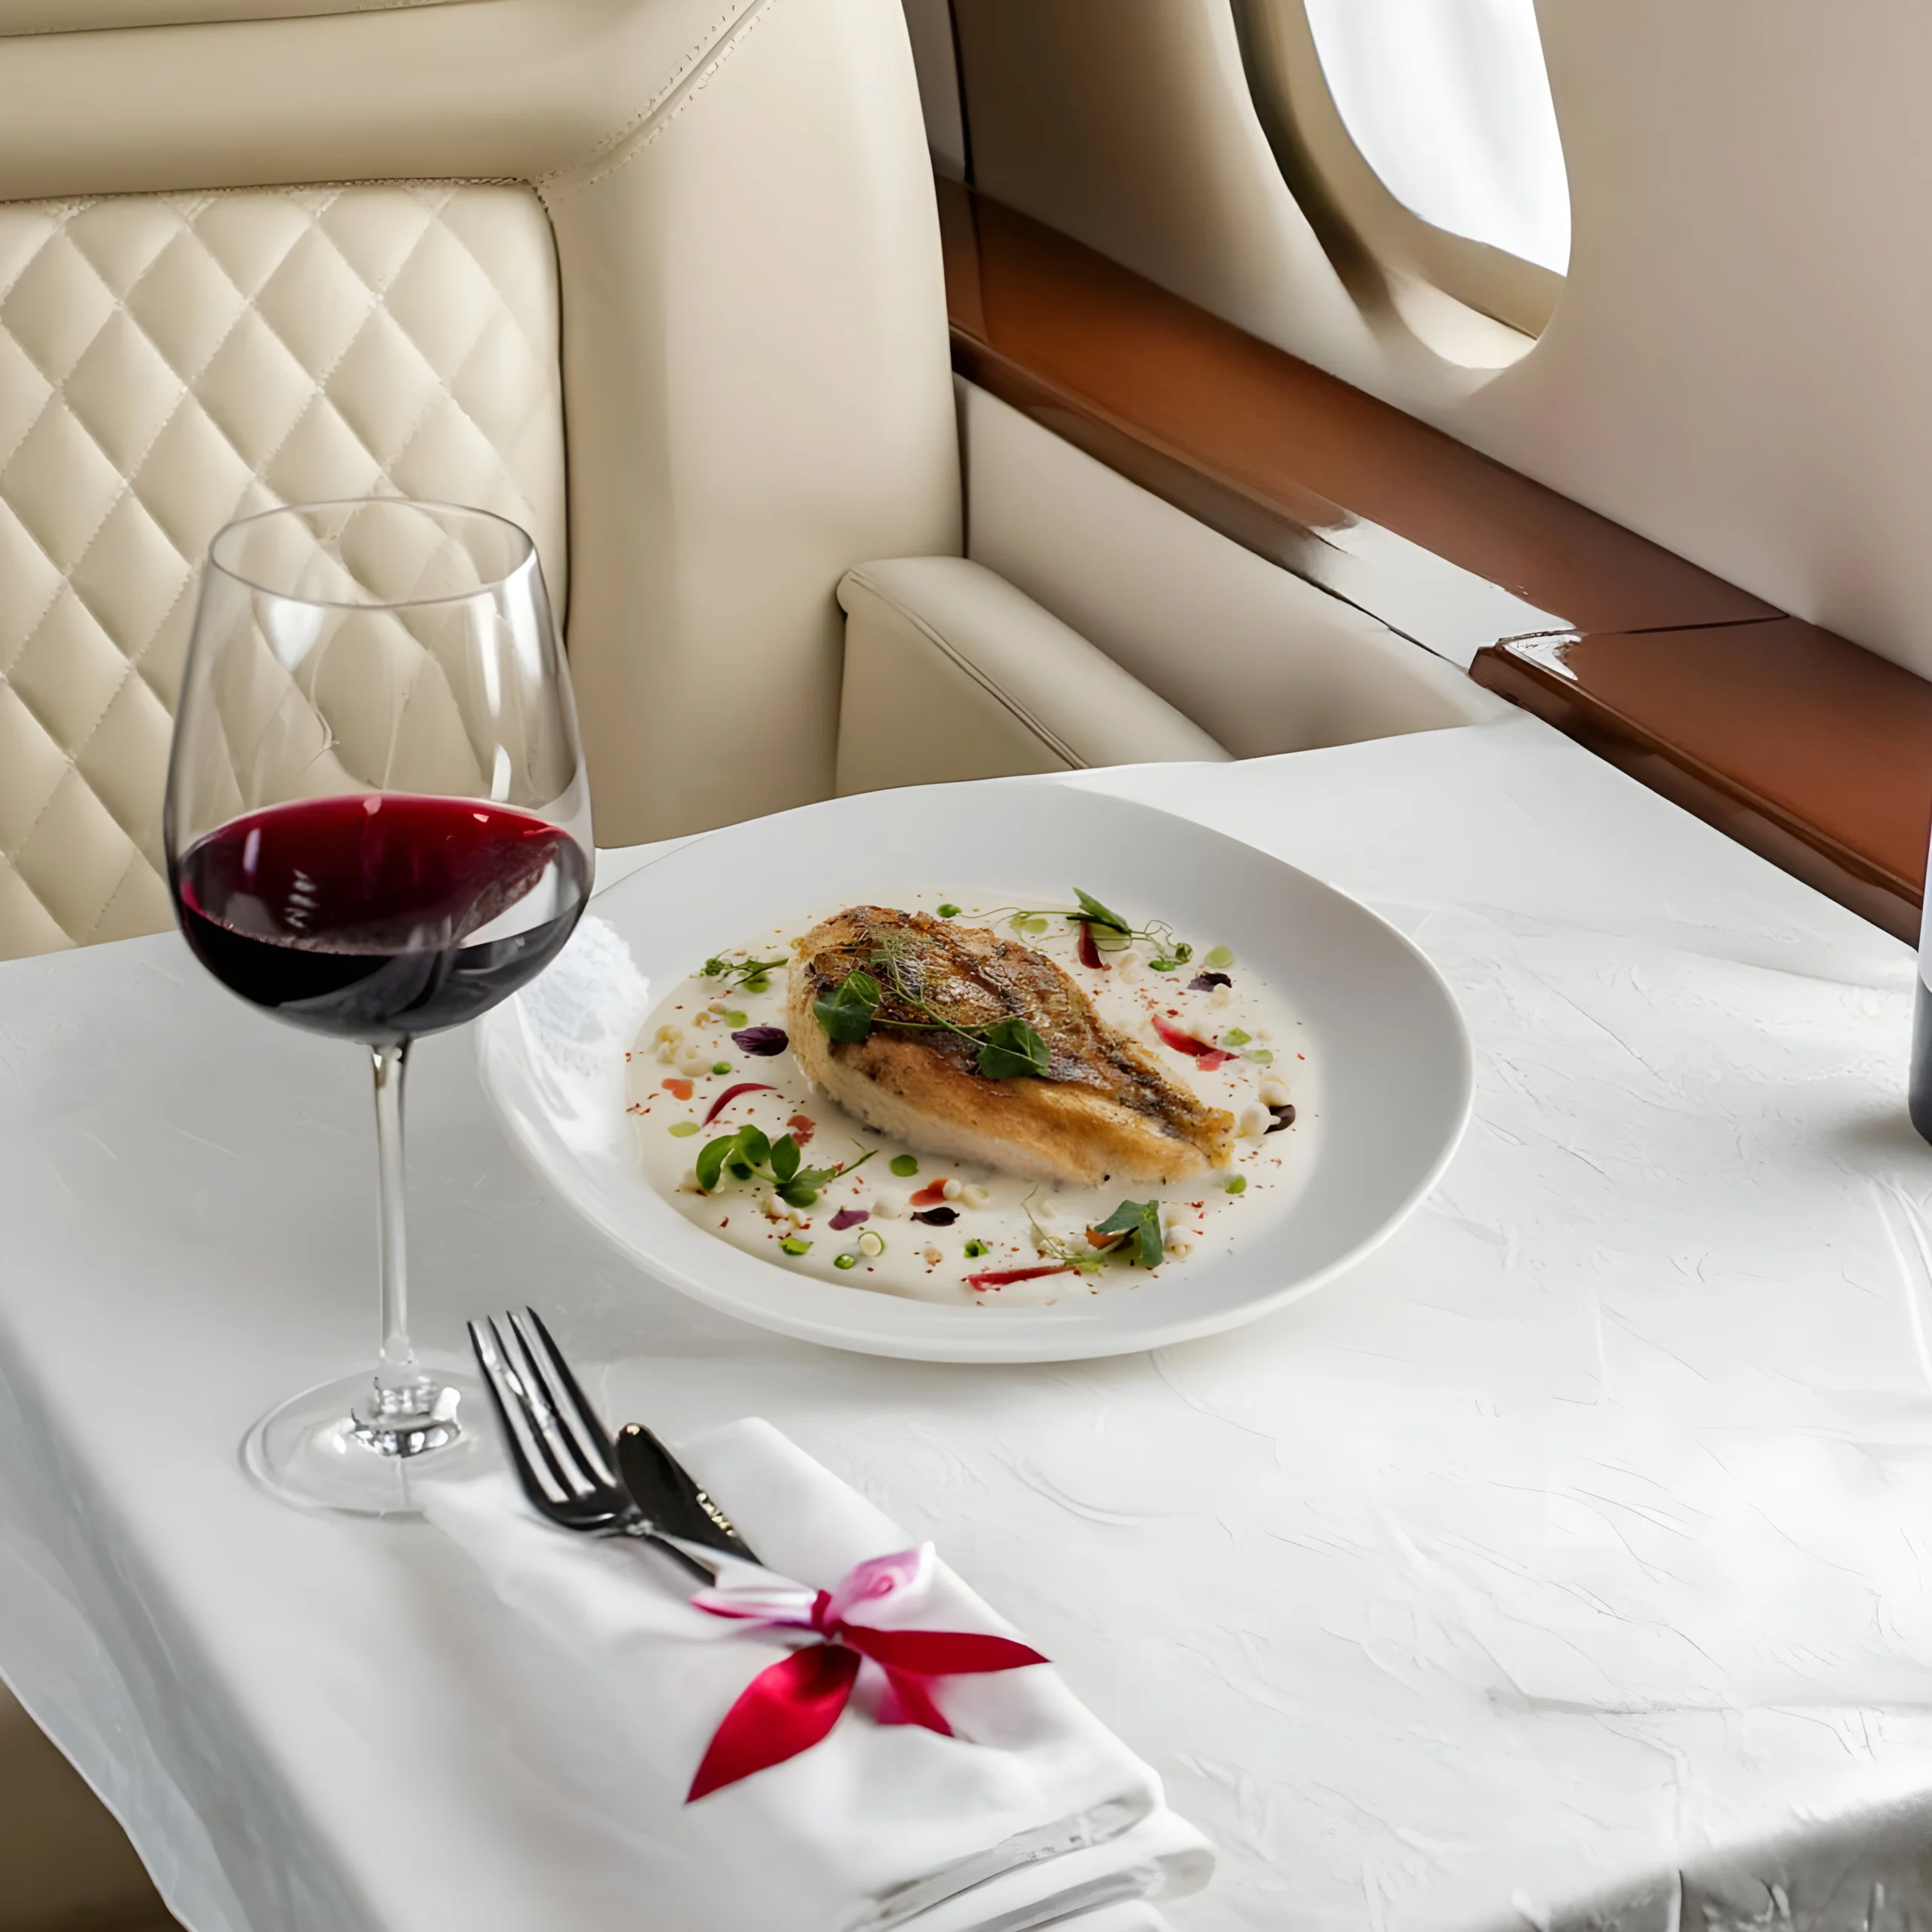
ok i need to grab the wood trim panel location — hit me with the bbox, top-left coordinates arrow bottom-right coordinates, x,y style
1472,626 -> 1932,943
942,177 -> 1927,940
940,179 -> 1774,645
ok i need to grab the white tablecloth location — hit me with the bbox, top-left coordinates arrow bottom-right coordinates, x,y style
4,712 -> 1931,1932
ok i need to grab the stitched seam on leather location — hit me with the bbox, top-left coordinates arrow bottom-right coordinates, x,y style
0,192 -> 294,900
0,188 -> 331,866
216,182 -> 551,520
0,0 -> 458,37
0,191 -> 314,673
0,183 -> 549,927
2,756 -> 144,939
315,183 -> 465,473
74,847 -> 149,949
540,0 -> 780,205
100,186 -> 497,803
3,670 -> 150,884
0,185 -> 556,948
205,184 -> 429,496
351,183 -> 550,541
535,0 -> 757,189
0,847 -> 82,949
0,690 -> 103,895
0,178 -> 526,205
846,570 -> 1085,771
57,188 -> 324,649
96,181 -> 472,620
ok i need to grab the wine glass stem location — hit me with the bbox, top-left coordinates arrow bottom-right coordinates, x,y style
370,1040 -> 426,1408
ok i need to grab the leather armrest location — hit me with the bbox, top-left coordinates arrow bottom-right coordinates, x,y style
835,556 -> 1230,795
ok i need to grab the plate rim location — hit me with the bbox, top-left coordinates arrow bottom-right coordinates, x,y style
477,780 -> 1473,1361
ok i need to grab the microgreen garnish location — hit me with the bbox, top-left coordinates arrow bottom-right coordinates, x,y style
1019,1195 -> 1161,1272
964,1238 -> 989,1258
813,969 -> 881,1044
779,1237 -> 811,1257
811,955 -> 1054,1081
700,953 -> 787,995
972,888 -> 1193,971
1224,1176 -> 1247,1195
937,903 -> 961,918
694,1125 -> 875,1208
1071,888 -> 1131,935
889,1153 -> 920,1177
1091,1198 -> 1165,1269
977,1016 -> 1052,1078
1022,1192 -> 1109,1275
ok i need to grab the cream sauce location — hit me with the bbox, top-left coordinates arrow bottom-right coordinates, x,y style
627,892 -> 1319,1306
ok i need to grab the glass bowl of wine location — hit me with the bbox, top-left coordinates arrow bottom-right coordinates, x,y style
165,498 -> 592,1515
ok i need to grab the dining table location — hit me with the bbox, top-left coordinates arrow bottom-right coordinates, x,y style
4,706 -> 1931,1932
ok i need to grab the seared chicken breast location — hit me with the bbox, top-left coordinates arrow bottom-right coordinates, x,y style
788,906 -> 1235,1186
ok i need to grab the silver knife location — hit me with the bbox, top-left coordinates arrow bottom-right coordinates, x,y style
615,1420 -> 761,1565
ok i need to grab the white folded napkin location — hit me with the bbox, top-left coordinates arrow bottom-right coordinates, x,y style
425,1418 -> 1211,1932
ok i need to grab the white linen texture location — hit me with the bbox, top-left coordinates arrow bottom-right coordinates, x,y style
424,1418 -> 1212,1932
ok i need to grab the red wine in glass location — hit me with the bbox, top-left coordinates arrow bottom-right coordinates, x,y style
174,794 -> 589,1047
165,497 -> 591,1516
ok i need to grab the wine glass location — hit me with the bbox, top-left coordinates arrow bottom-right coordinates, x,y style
165,500 -> 592,1516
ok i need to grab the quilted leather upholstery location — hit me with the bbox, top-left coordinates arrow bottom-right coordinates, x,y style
0,0 -> 961,923
0,182 -> 565,958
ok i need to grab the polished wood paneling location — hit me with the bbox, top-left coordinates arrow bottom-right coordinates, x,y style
1473,624 -> 1932,941
943,177 -> 1930,940
941,179 -> 1776,642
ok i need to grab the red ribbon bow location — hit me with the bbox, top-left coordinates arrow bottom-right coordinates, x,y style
685,1546 -> 1046,1801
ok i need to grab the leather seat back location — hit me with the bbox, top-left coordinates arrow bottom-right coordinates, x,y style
0,0 -> 961,958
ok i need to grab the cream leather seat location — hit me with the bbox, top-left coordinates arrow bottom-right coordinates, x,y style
0,0 -> 1247,971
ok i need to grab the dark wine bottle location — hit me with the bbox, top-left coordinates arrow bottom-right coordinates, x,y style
1913,969 -> 1932,1145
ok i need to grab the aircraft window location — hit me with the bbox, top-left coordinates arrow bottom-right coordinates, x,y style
1238,0 -> 1569,339
1304,0 -> 1568,275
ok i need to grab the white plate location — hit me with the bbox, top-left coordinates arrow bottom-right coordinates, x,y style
476,780 -> 1471,1361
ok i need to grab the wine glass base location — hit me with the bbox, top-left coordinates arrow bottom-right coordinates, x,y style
242,1362 -> 491,1517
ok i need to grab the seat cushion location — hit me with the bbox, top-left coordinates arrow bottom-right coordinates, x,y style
835,555 -> 1230,795
0,0 -> 961,936
0,181 -> 565,959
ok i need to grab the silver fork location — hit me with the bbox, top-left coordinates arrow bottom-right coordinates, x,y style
467,1308 -> 721,1586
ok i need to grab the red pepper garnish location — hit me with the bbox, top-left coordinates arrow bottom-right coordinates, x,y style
1151,1014 -> 1234,1071
662,1077 -> 694,1100
703,1081 -> 777,1126
910,1179 -> 952,1208
1077,922 -> 1106,971
786,1114 -> 817,1146
966,1264 -> 1074,1294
